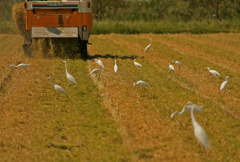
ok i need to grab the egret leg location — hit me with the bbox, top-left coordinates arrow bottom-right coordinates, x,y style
173,73 -> 176,81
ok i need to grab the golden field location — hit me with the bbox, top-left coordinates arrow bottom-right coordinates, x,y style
0,33 -> 240,161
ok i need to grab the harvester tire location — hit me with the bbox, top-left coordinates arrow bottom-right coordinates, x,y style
22,40 -> 32,57
79,40 -> 88,60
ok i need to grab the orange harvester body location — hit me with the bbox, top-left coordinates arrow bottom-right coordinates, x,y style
23,0 -> 93,58
25,9 -> 93,31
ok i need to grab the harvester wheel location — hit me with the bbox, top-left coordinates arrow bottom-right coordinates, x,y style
22,40 -> 32,57
79,40 -> 88,60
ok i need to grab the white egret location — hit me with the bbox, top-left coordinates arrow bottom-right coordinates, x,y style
88,68 -> 102,76
191,107 -> 210,150
10,63 -> 30,69
172,61 -> 184,69
63,60 -> 77,85
134,59 -> 142,68
94,59 -> 104,68
114,59 -> 118,73
144,38 -> 152,52
169,63 -> 175,72
206,67 -> 220,77
47,77 -> 68,98
171,101 -> 203,119
133,80 -> 150,89
220,76 -> 229,94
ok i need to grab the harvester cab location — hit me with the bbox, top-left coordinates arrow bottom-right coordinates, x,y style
23,0 -> 93,59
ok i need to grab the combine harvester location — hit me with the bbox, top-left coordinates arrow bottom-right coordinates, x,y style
21,0 -> 93,59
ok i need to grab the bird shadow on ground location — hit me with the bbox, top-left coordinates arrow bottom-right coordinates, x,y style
87,53 -> 140,60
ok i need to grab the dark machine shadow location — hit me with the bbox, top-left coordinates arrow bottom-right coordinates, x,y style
87,53 -> 141,60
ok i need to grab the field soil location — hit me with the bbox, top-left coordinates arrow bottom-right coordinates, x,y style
0,33 -> 240,161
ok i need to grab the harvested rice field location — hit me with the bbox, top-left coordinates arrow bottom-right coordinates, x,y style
0,33 -> 240,161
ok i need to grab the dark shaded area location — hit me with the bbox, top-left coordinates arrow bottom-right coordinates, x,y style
47,27 -> 62,35
87,54 -> 139,60
48,143 -> 81,150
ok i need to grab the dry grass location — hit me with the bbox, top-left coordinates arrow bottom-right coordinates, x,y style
0,33 -> 240,161
87,33 -> 240,161
0,35 -> 130,161
12,3 -> 29,40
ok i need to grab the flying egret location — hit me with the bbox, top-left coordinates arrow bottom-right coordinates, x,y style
206,67 -> 220,77
63,60 -> 77,85
94,59 -> 104,68
169,63 -> 175,72
171,101 -> 203,119
172,61 -> 184,69
220,76 -> 229,94
88,68 -> 102,76
134,59 -> 142,68
10,63 -> 30,69
191,107 -> 210,150
133,80 -> 150,90
144,38 -> 152,52
114,59 -> 118,73
47,77 -> 68,99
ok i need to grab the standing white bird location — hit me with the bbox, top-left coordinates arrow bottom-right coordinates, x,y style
88,68 -> 102,76
10,63 -> 30,69
114,59 -> 118,73
169,63 -> 175,72
206,67 -> 220,77
172,61 -> 184,69
133,80 -> 150,89
220,76 -> 230,94
144,38 -> 152,52
63,60 -> 77,85
171,101 -> 204,119
94,59 -> 104,68
191,107 -> 210,150
47,77 -> 68,98
134,59 -> 142,68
